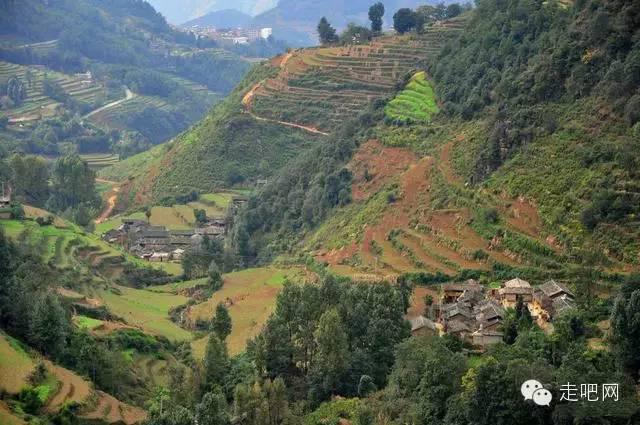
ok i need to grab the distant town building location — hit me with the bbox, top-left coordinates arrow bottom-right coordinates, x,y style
260,28 -> 273,39
232,36 -> 249,44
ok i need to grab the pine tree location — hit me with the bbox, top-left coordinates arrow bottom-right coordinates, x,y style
211,302 -> 232,340
203,333 -> 229,391
208,260 -> 223,291
196,388 -> 229,425
28,293 -> 69,358
368,2 -> 385,33
309,308 -> 349,397
317,17 -> 337,45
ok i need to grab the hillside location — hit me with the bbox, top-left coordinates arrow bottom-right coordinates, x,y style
0,332 -> 146,425
0,0 -> 251,160
226,0 -> 640,277
147,0 -> 278,24
101,17 -> 466,207
182,9 -> 253,28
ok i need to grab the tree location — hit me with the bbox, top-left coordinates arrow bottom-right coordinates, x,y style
368,2 -> 385,33
208,259 -> 223,291
211,302 -> 232,340
445,3 -> 462,18
9,154 -> 50,206
340,23 -> 372,45
47,154 -> 99,213
203,334 -> 229,391
194,208 -> 207,224
393,8 -> 416,34
28,293 -> 69,359
234,378 -> 288,425
196,388 -> 229,425
611,288 -> 640,378
357,375 -> 376,397
317,17 -> 338,45
6,76 -> 26,105
309,308 -> 350,399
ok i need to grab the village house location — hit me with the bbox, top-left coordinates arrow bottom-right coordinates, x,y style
410,315 -> 438,336
195,225 -> 225,238
433,277 -> 578,349
532,280 -> 576,322
437,280 -> 508,349
149,252 -> 171,262
474,299 -> 505,332
172,248 -> 185,261
471,329 -> 504,348
498,277 -> 533,308
442,279 -> 482,303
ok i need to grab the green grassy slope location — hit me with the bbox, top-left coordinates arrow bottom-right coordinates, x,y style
100,64 -> 320,206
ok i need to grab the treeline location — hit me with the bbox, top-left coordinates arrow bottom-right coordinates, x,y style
0,151 -> 100,226
317,2 -> 469,45
144,273 -> 412,425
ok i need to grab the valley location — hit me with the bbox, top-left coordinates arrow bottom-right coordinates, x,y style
0,0 -> 639,424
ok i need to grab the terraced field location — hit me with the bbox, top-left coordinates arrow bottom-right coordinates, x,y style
0,333 -> 35,394
313,139 -> 564,281
1,330 -> 145,424
88,95 -> 170,129
245,18 -> 466,133
384,71 -> 438,123
94,190 -> 240,235
80,153 -> 120,170
95,285 -> 191,342
0,213 -> 172,280
0,61 -> 109,121
187,267 -> 310,356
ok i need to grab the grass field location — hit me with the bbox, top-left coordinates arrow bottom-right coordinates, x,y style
96,285 -> 191,342
94,191 -> 238,235
73,315 -> 104,330
384,71 -> 439,123
0,333 -> 35,394
189,267 -> 306,356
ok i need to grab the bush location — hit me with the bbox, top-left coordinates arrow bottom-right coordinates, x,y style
109,329 -> 160,352
36,215 -> 54,226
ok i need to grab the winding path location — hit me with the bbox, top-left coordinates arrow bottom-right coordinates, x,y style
95,178 -> 120,224
241,78 -> 329,136
84,87 -> 134,119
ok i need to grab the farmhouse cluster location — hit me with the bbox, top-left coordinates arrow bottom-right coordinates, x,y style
411,278 -> 576,349
101,217 -> 227,262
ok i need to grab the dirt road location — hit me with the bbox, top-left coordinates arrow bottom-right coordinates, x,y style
84,87 -> 134,119
95,179 -> 120,224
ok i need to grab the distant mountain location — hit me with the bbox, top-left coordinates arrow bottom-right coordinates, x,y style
183,9 -> 252,28
146,0 -> 277,24
250,0 -> 444,46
